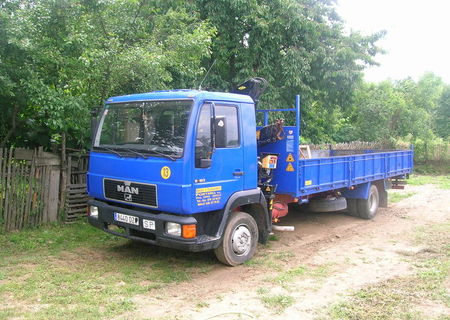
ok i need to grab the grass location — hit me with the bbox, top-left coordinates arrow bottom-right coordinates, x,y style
414,163 -> 450,175
408,174 -> 450,189
0,220 -> 215,319
269,263 -> 333,286
195,301 -> 209,308
243,249 -> 295,268
270,266 -> 307,284
327,222 -> 450,320
389,191 -> 416,203
259,293 -> 295,314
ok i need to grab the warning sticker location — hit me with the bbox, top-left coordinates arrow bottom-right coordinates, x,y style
305,180 -> 312,186
286,153 -> 295,162
195,186 -> 222,206
286,163 -> 295,172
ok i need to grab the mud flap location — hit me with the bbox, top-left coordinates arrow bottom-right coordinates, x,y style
341,182 -> 371,200
378,180 -> 389,208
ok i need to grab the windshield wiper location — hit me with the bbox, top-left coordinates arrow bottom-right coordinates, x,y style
94,146 -> 125,157
95,145 -> 176,161
121,148 -> 149,159
146,149 -> 176,161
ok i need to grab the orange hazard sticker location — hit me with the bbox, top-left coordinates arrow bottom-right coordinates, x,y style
286,163 -> 295,172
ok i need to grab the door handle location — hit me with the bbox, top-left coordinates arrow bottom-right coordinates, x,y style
233,171 -> 245,176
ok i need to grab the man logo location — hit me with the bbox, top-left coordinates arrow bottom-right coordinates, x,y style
117,185 -> 139,194
124,193 -> 132,201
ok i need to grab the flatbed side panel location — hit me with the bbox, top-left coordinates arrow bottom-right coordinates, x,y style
298,150 -> 413,196
299,157 -> 350,196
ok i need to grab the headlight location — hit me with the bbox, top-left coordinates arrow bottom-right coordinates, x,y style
89,205 -> 99,217
165,222 -> 181,236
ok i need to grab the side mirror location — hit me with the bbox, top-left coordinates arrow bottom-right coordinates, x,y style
90,118 -> 98,141
90,106 -> 102,141
90,106 -> 102,117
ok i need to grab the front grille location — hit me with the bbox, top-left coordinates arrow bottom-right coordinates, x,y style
104,178 -> 157,207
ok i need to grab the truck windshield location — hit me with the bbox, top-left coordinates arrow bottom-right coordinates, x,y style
94,100 -> 192,158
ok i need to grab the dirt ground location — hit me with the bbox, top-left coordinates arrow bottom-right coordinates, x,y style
119,183 -> 450,320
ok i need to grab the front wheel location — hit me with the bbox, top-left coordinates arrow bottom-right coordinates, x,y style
214,211 -> 258,266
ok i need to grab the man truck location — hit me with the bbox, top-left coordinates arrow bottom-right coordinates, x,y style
87,83 -> 413,266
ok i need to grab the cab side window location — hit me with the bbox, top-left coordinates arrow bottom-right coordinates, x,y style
214,105 -> 239,148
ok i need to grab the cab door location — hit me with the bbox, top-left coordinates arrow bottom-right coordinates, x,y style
192,102 -> 244,212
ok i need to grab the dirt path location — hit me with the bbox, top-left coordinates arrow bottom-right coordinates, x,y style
127,184 -> 450,320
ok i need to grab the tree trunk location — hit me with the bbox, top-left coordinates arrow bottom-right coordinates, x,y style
0,104 -> 20,148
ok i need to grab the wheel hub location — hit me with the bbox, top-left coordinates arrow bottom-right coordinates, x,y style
231,225 -> 251,256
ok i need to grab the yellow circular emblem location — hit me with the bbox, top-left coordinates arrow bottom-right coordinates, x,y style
161,166 -> 171,180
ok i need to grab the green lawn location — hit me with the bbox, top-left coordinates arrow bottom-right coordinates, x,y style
0,221 -> 215,319
389,191 -> 416,203
408,174 -> 450,189
387,174 -> 449,204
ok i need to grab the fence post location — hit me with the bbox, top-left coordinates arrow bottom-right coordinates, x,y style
59,132 -> 67,218
4,148 -> 13,231
0,148 -> 4,225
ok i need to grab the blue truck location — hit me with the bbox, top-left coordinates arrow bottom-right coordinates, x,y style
87,85 -> 413,266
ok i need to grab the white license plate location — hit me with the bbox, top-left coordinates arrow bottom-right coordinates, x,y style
143,219 -> 155,230
114,213 -> 139,226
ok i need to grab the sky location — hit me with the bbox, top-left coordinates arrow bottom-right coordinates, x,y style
336,0 -> 450,83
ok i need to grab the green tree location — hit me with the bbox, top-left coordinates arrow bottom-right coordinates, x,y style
348,73 -> 449,144
192,0 -> 384,142
0,0 -> 387,148
435,86 -> 450,138
0,0 -> 215,148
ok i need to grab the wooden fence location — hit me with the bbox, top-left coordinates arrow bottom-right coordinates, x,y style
0,148 -> 61,231
0,147 -> 90,231
309,141 -> 394,151
309,141 -> 449,164
65,154 -> 89,222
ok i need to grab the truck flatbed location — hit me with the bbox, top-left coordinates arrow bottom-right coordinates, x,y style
257,96 -> 413,200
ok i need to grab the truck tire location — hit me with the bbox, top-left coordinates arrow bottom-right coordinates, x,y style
214,211 -> 258,266
346,198 -> 359,217
308,196 -> 347,213
357,185 -> 379,219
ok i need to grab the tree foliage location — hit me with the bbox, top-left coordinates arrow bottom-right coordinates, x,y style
0,0 -> 448,149
346,73 -> 449,144
0,0 -> 214,148
193,0 -> 384,141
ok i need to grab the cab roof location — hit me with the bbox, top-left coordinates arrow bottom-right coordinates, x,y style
105,89 -> 254,104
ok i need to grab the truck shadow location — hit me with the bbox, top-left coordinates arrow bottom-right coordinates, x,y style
100,207 -> 358,270
107,239 -> 217,267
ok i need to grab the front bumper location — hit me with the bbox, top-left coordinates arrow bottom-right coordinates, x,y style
88,199 -> 220,252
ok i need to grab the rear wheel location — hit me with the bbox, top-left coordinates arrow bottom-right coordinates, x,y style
346,198 -> 359,217
357,185 -> 379,219
214,211 -> 258,266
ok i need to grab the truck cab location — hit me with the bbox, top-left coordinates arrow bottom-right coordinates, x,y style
88,90 -> 271,266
